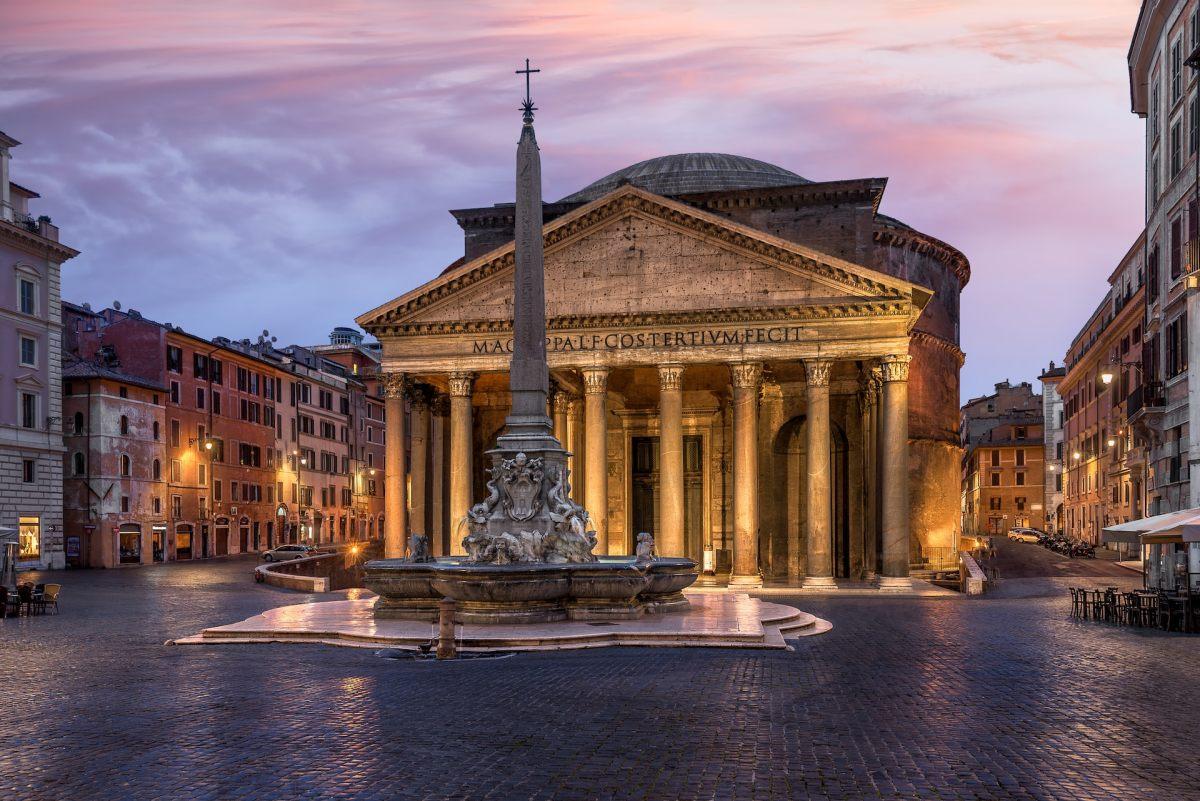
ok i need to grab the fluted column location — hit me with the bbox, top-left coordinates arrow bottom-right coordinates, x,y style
730,362 -> 763,587
448,371 -> 475,555
658,364 -> 685,557
583,367 -> 609,554
880,354 -> 912,590
804,360 -> 835,588
567,396 -> 584,504
409,387 -> 431,539
382,373 -> 408,559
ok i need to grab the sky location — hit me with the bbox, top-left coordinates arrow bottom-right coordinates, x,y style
3,0 -> 1145,400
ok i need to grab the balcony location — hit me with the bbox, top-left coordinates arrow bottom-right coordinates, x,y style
6,210 -> 59,242
1127,381 -> 1165,422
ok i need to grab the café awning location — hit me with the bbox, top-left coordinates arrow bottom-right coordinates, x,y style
1101,508 -> 1200,545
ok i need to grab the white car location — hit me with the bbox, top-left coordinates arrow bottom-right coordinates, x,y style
1008,529 -> 1039,544
261,544 -> 316,562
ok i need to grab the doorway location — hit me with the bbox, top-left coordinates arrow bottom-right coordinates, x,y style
118,524 -> 142,565
630,434 -> 704,559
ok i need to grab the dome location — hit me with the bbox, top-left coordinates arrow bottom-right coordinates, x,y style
559,153 -> 810,204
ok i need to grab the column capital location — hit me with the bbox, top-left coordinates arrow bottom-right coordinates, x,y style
730,361 -> 762,390
880,354 -> 912,383
408,383 -> 435,411
381,372 -> 407,400
552,390 -> 574,413
582,366 -> 609,395
447,371 -> 476,397
431,393 -> 451,417
804,360 -> 832,388
658,363 -> 684,392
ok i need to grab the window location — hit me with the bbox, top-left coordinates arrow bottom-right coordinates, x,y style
120,415 -> 129,436
1172,38 -> 1183,104
1153,154 -> 1161,199
214,480 -> 223,503
121,496 -> 130,513
212,390 -> 221,415
173,495 -> 183,519
1056,473 -> 1063,492
166,345 -> 183,374
196,387 -> 205,409
989,497 -> 1001,511
18,516 -> 39,559
1171,118 -> 1182,175
1172,216 -> 1183,279
1056,441 -> 1063,460
170,459 -> 181,483
1015,427 -> 1027,440
18,336 -> 36,367
153,421 -> 160,441
1016,497 -> 1026,511
1149,243 -> 1160,302
152,497 -> 162,515
19,391 -> 37,429
1016,472 -> 1025,486
1016,450 -> 1025,467
198,463 -> 207,486
991,473 -> 1000,487
120,454 -> 131,476
990,450 -> 999,467
73,412 -> 84,435
72,452 -> 85,475
21,459 -> 34,483
170,419 -> 180,448
170,380 -> 180,404
1152,76 -> 1161,138
1191,96 -> 1199,155
194,353 -> 208,380
119,386 -> 128,399
18,278 -> 36,315
238,443 -> 261,467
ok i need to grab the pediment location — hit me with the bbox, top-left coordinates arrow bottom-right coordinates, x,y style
359,185 -> 929,333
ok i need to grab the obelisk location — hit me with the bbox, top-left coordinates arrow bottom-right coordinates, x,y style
496,59 -> 557,452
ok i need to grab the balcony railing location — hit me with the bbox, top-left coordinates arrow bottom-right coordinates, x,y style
1127,381 -> 1165,418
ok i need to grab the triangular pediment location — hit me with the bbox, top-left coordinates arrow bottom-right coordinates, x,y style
359,185 -> 929,333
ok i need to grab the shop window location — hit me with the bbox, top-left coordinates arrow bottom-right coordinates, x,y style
18,516 -> 39,559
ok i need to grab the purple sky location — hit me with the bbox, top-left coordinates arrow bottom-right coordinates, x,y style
5,1 -> 1144,400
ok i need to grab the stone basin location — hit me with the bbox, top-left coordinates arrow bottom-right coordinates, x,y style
363,556 -> 698,623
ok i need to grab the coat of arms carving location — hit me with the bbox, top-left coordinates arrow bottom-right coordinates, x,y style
499,452 -> 544,522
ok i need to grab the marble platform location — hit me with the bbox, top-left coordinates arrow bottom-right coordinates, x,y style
168,592 -> 831,652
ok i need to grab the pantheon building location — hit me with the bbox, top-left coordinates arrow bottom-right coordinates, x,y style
359,153 -> 968,587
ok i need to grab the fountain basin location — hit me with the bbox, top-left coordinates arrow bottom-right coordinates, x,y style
363,557 -> 698,623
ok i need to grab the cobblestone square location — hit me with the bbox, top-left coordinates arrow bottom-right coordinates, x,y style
2,551 -> 1197,801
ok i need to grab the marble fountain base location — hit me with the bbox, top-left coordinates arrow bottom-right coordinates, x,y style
168,591 -> 831,652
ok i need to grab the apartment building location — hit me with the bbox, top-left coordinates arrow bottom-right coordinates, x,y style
960,381 -> 1045,537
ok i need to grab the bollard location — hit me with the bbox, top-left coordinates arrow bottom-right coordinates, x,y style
436,599 -> 457,660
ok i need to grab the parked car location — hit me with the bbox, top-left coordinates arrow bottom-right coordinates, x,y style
1008,529 -> 1040,543
261,544 -> 316,562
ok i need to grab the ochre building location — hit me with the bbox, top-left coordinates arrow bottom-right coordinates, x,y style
360,154 -> 968,585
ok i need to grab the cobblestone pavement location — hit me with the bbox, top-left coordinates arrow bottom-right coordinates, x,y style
2,557 -> 1197,801
984,536 -> 1134,579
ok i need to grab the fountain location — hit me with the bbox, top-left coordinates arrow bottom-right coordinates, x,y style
364,62 -> 698,624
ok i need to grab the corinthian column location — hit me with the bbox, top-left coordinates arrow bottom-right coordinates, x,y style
880,354 -> 912,590
730,362 -> 763,588
804,360 -> 835,588
382,373 -> 408,559
448,371 -> 475,554
658,364 -> 685,557
582,367 -> 609,554
552,390 -> 571,447
409,387 -> 431,539
567,396 -> 584,505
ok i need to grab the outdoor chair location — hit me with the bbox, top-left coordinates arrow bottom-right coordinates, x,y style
16,584 -> 35,616
1136,593 -> 1159,628
0,587 -> 11,619
1157,592 -> 1183,631
1069,587 -> 1085,618
1115,593 -> 1137,626
1088,590 -> 1106,621
37,584 -> 60,614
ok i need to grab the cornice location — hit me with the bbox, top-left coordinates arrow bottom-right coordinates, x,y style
873,227 -> 970,288
910,330 -> 966,368
0,220 -> 80,262
380,300 -> 911,338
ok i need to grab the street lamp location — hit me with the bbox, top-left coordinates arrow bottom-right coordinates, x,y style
1073,451 -> 1081,461
1100,370 -> 1114,385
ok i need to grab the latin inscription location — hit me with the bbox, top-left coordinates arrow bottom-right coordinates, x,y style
472,326 -> 809,355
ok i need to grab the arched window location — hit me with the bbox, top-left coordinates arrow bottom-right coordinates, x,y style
120,454 -> 131,476
72,452 -> 85,476
152,459 -> 161,480
73,411 -> 84,435
152,421 -> 160,441
120,415 -> 129,436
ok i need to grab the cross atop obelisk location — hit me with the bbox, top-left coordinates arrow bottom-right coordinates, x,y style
500,58 -> 555,447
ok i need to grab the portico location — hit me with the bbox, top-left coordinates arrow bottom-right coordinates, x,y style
359,184 -> 931,587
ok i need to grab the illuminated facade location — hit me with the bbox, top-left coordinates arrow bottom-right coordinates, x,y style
360,153 -> 969,585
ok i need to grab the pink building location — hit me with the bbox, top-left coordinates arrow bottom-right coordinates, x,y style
0,130 -> 78,569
